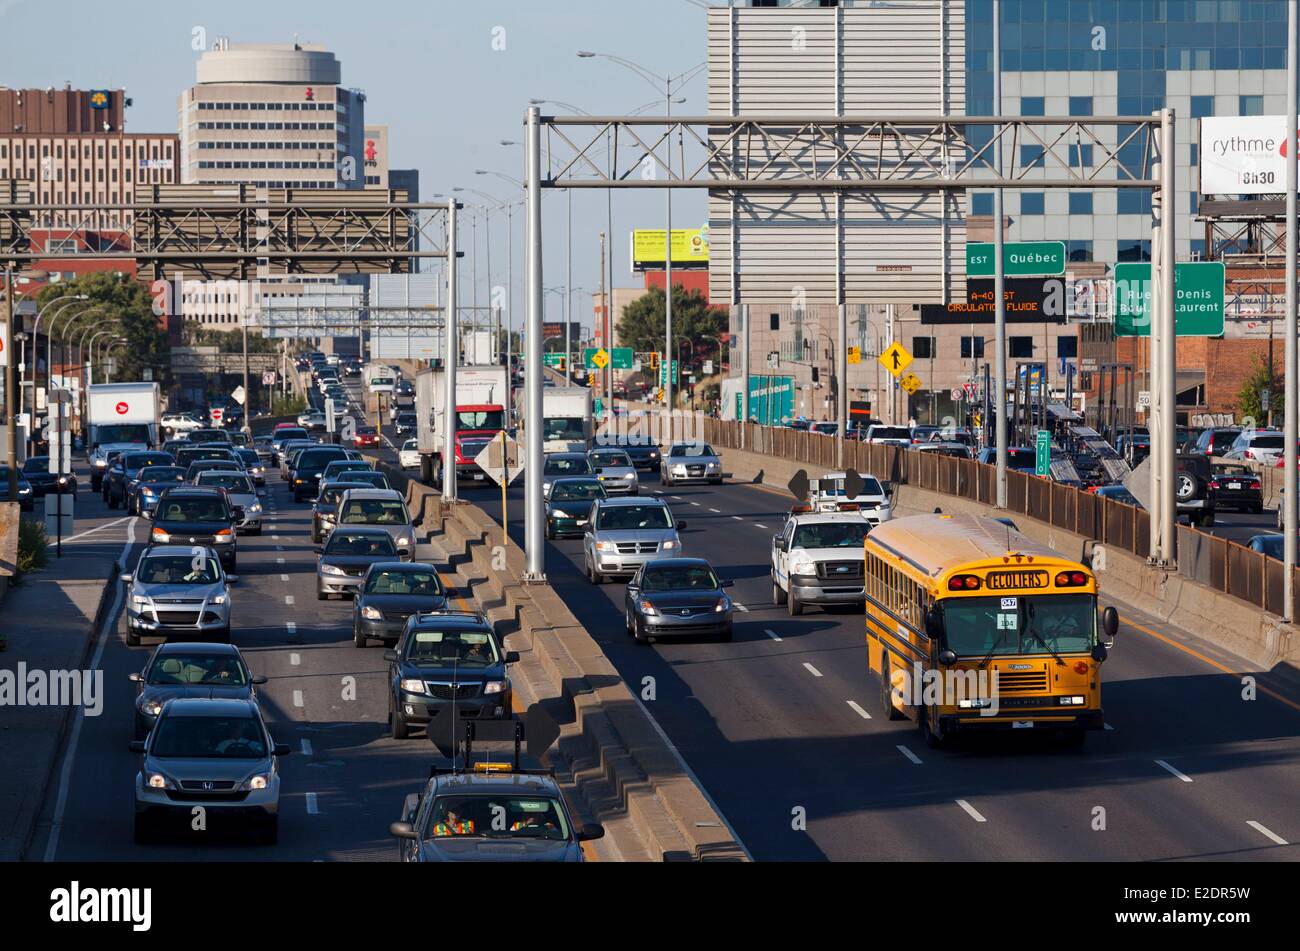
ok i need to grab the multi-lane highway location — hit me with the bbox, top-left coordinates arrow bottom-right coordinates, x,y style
363,402 -> 1299,861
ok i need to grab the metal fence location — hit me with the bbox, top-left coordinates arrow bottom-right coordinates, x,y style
704,419 -> 1297,620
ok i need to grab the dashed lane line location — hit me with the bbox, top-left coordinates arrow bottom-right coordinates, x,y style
803,663 -> 823,678
1155,759 -> 1193,783
956,800 -> 987,823
1247,821 -> 1289,846
765,630 -> 783,642
847,701 -> 872,721
897,745 -> 923,765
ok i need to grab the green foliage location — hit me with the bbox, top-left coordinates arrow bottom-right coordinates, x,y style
16,517 -> 49,579
272,394 -> 307,417
1237,354 -> 1282,424
38,273 -> 170,388
615,286 -> 727,372
184,323 -> 283,354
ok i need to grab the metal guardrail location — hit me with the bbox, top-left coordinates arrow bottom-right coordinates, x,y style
703,419 -> 1299,621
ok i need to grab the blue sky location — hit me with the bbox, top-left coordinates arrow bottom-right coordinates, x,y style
1,0 -> 716,329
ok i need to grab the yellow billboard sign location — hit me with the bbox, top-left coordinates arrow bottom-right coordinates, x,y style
631,228 -> 710,269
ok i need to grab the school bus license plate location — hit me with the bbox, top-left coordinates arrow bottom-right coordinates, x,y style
1012,721 -> 1035,730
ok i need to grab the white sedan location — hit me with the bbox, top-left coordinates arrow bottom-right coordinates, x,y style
399,439 -> 421,470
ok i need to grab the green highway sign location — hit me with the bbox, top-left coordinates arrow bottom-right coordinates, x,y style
967,242 -> 1066,277
659,360 -> 680,386
1113,262 -> 1226,338
583,347 -> 634,370
543,353 -> 566,368
1036,430 -> 1052,478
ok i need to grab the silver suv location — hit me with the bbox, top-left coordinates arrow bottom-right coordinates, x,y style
335,488 -> 421,561
122,545 -> 234,646
583,497 -> 685,584
660,442 -> 723,486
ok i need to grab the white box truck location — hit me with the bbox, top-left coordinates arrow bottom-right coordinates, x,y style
86,382 -> 161,491
520,386 -> 593,454
415,366 -> 509,488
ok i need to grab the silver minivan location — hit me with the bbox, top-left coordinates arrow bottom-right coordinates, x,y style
583,497 -> 685,584
335,488 -> 420,561
122,545 -> 234,646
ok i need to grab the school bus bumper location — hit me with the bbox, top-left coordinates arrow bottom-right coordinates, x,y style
938,710 -> 1105,733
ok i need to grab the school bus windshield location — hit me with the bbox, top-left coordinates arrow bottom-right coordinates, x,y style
942,593 -> 1096,657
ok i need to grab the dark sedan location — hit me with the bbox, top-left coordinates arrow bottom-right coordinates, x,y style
104,451 -> 177,508
384,613 -> 518,742
1212,465 -> 1264,514
624,558 -> 735,644
128,642 -> 267,740
175,446 -> 239,472
546,477 -> 606,539
130,466 -> 189,516
21,456 -> 76,497
316,527 -> 400,600
1,470 -> 35,510
353,563 -> 448,647
622,442 -> 663,471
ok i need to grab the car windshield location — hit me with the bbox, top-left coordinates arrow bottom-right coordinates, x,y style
148,653 -> 247,687
157,498 -> 228,523
642,565 -> 720,592
597,504 -> 673,531
456,410 -> 505,431
96,424 -> 151,444
346,472 -> 389,490
816,477 -> 885,498
552,481 -> 604,502
179,450 -> 233,465
543,417 -> 586,441
139,467 -> 186,483
339,500 -> 407,525
1247,435 -> 1285,450
237,451 -> 260,466
792,522 -> 870,549
275,430 -> 309,443
198,473 -> 254,493
669,444 -> 717,458
406,629 -> 499,667
424,795 -> 569,841
325,532 -> 397,556
126,454 -> 173,471
138,555 -> 222,585
403,440 -> 418,451
365,569 -> 443,596
545,457 -> 592,476
300,449 -> 349,469
326,463 -> 371,476
591,451 -> 632,468
22,457 -> 47,473
870,428 -> 911,440
942,594 -> 1097,657
151,715 -> 266,759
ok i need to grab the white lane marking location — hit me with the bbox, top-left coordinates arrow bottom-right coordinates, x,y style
293,690 -> 305,708
764,630 -> 783,642
1104,723 -> 1115,731
286,623 -> 297,636
735,603 -> 749,613
691,502 -> 701,507
276,558 -> 285,565
756,524 -> 769,530
280,574 -> 290,582
956,799 -> 987,823
290,653 -> 301,666
1155,759 -> 1193,783
897,745 -> 923,765
285,596 -> 295,606
46,514 -> 138,862
710,508 -> 721,513
305,792 -> 319,815
731,516 -> 743,522
847,700 -> 872,721
672,496 -> 683,501
272,535 -> 281,541
276,546 -> 284,552
1247,821 -> 1289,846
301,739 -> 314,756
803,663 -> 823,678
60,515 -> 132,544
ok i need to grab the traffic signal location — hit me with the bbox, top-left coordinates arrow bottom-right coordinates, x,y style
559,357 -> 566,372
649,352 -> 660,370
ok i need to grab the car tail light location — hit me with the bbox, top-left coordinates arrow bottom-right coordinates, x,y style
948,575 -> 982,591
1054,571 -> 1090,588
1250,480 -> 1262,489
1208,481 -> 1221,491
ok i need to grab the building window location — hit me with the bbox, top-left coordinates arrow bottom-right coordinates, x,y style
1020,192 -> 1045,215
1057,337 -> 1079,360
1068,192 -> 1093,215
1068,96 -> 1092,117
769,313 -> 780,331
1009,337 -> 1034,358
1117,190 -> 1153,215
1190,95 -> 1214,118
1020,145 -> 1047,169
1069,144 -> 1094,168
961,336 -> 985,359
1118,240 -> 1152,262
1239,95 -> 1264,116
971,192 -> 994,216
1066,240 -> 1093,262
912,337 -> 936,360
1020,96 -> 1045,116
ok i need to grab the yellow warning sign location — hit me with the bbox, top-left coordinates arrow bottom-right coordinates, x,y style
591,349 -> 610,370
900,372 -> 923,396
848,346 -> 862,366
879,342 -> 913,379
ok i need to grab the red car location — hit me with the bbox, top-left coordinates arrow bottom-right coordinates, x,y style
352,427 -> 380,448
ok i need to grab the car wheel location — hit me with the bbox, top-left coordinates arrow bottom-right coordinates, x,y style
391,708 -> 409,740
1253,504 -> 1263,515
247,528 -> 262,537
710,478 -> 722,486
108,492 -> 119,510
214,627 -> 231,644
880,655 -> 905,721
1056,730 -> 1087,751
354,625 -> 368,648
787,585 -> 803,617
625,608 -> 635,636
546,522 -> 555,540
1174,473 -> 1201,504
125,626 -> 140,648
772,579 -> 783,606
1200,512 -> 1215,528
632,616 -> 650,644
317,591 -> 328,601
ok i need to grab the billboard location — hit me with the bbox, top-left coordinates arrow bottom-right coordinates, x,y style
1200,115 -> 1296,194
631,227 -> 710,270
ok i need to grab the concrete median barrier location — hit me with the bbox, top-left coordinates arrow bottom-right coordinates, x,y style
393,470 -> 748,862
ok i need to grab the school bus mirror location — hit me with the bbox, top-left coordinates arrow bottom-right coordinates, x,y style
1102,606 -> 1119,640
1091,644 -> 1109,664
938,649 -> 958,668
926,608 -> 945,641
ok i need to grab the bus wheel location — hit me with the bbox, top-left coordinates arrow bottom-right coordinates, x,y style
880,655 -> 905,721
920,708 -> 946,749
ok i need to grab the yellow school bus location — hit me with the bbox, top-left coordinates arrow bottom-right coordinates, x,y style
865,514 -> 1119,749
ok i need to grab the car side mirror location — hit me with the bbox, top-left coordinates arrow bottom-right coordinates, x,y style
412,517 -> 424,528
120,573 -> 133,584
626,584 -> 640,596
232,506 -> 245,520
677,520 -> 687,531
227,576 -> 240,585
252,676 -> 269,686
128,741 -> 146,754
1102,606 -> 1120,641
577,823 -> 605,842
505,651 -> 520,664
383,650 -> 399,663
390,821 -> 419,840
273,743 -> 291,757
774,536 -> 787,552
128,672 -> 144,684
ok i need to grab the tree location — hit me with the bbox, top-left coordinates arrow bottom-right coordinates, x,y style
615,285 -> 727,372
38,272 -> 170,388
1236,353 -> 1282,425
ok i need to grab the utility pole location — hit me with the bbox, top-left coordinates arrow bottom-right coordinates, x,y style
444,200 -> 459,503
4,269 -> 17,502
993,0 -> 1008,509
524,105 -> 546,581
599,231 -> 607,401
565,188 -> 573,387
1285,0 -> 1298,621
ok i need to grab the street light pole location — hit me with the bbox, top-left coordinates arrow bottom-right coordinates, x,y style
444,200 -> 459,503
4,269 -> 16,501
524,105 -> 546,581
1285,0 -> 1298,620
993,0 -> 1008,509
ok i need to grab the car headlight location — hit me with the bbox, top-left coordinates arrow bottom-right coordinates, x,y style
792,561 -> 817,576
672,465 -> 688,474
95,459 -> 108,468
397,537 -> 411,548
483,681 -> 507,695
241,775 -> 269,791
638,599 -> 659,616
151,528 -> 172,543
249,504 -> 262,514
715,597 -> 730,614
214,530 -> 234,545
141,488 -> 156,498
362,606 -> 382,620
399,678 -> 426,694
146,773 -> 175,790
322,564 -> 348,577
707,462 -> 720,469
660,540 -> 678,551
596,541 -> 619,553
142,699 -> 164,717
211,594 -> 227,606
131,594 -> 151,608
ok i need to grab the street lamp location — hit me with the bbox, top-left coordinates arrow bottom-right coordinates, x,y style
576,53 -> 706,430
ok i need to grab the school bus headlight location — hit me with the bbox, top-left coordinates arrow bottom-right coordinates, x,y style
958,699 -> 994,710
1060,696 -> 1086,706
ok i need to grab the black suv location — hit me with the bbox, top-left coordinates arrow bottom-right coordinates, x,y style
1175,453 -> 1217,528
103,451 -> 176,509
150,487 -> 243,570
384,613 -> 518,745
291,445 -> 351,501
394,413 -> 418,438
1191,427 -> 1244,458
